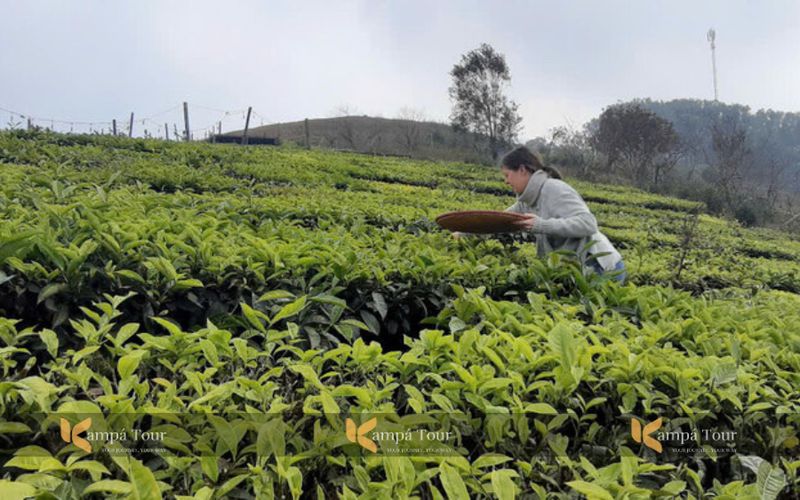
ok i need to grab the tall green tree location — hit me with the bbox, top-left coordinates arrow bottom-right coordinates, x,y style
448,43 -> 523,160
590,103 -> 679,187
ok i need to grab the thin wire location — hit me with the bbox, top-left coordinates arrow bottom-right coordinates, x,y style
251,110 -> 270,123
0,103 -> 265,133
141,104 -> 182,120
188,109 -> 242,134
192,104 -> 248,115
0,105 -> 114,126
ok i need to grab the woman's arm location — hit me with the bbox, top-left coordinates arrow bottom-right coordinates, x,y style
530,182 -> 598,238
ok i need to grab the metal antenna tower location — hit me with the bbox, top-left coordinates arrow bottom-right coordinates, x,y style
707,28 -> 718,101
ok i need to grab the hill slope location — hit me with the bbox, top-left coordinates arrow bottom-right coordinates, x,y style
229,115 -> 494,163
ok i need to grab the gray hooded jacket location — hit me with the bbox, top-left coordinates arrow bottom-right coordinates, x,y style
506,170 -> 622,270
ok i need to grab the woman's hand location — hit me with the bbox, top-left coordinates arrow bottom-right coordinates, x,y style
514,214 -> 537,231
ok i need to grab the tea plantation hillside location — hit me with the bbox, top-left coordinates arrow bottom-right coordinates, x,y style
0,130 -> 797,498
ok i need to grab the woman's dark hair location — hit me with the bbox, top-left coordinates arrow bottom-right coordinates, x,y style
500,146 -> 562,179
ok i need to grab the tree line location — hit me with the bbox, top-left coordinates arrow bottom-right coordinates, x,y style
532,99 -> 800,228
445,43 -> 800,228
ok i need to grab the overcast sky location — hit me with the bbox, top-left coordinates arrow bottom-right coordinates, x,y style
1,0 -> 798,140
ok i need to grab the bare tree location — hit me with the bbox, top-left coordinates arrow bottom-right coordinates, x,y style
750,127 -> 790,212
364,122 -> 386,154
673,207 -> 701,283
548,125 -> 598,178
770,164 -> 787,209
6,116 -> 23,129
652,141 -> 686,191
331,104 -> 360,150
709,119 -> 751,212
396,107 -> 427,154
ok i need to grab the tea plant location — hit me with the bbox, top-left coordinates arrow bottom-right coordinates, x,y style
0,130 -> 797,498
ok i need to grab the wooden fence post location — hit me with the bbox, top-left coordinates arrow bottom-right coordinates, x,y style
128,113 -> 134,137
242,106 -> 252,145
183,102 -> 190,141
304,118 -> 310,149
112,119 -> 117,136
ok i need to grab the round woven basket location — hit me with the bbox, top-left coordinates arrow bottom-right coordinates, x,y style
435,210 -> 527,234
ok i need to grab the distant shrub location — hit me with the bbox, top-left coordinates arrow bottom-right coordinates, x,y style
735,204 -> 759,227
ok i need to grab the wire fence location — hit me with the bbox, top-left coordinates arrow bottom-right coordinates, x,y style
0,103 -> 271,141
